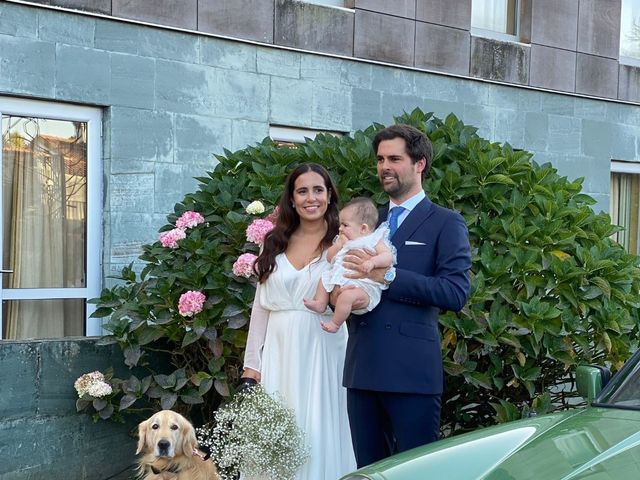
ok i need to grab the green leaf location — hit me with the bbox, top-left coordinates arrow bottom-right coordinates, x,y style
222,305 -> 244,318
161,393 -> 178,410
182,330 -> 200,348
98,404 -> 114,420
76,398 -> 90,412
123,345 -> 141,367
214,379 -> 230,397
119,394 -> 137,410
180,390 -> 204,405
91,307 -> 114,318
154,374 -> 176,389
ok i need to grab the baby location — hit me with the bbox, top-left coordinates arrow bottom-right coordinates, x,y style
304,197 -> 395,333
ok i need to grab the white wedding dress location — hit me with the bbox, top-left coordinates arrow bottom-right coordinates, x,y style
244,252 -> 357,480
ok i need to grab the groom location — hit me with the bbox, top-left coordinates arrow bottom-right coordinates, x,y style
341,124 -> 472,467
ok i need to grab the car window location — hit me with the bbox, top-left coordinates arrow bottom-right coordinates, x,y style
597,357 -> 640,409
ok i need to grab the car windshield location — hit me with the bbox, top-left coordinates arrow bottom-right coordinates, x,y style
596,352 -> 640,409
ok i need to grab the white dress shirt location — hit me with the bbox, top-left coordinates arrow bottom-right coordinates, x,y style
387,190 -> 426,228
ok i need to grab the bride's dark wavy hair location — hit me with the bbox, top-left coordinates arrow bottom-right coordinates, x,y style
254,163 -> 339,283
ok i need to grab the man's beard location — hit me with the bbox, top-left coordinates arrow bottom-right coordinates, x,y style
381,176 -> 412,199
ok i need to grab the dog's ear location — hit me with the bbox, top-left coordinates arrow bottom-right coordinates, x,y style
136,418 -> 150,455
180,417 -> 198,455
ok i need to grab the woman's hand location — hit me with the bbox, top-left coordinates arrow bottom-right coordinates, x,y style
241,368 -> 261,383
238,368 -> 261,393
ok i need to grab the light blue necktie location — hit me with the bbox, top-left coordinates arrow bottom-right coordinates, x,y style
388,206 -> 405,237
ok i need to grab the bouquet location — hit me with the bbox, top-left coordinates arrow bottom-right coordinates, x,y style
197,384 -> 309,480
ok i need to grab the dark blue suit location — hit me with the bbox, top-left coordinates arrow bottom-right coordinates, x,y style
344,196 -> 471,466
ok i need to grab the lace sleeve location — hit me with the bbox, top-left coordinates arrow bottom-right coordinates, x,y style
377,222 -> 397,265
243,282 -> 270,373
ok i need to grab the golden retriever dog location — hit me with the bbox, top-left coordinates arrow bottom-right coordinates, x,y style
136,410 -> 219,480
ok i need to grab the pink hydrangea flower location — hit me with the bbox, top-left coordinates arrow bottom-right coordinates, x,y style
246,219 -> 274,246
159,228 -> 186,249
266,206 -> 280,224
178,290 -> 206,317
233,253 -> 257,278
176,211 -> 205,229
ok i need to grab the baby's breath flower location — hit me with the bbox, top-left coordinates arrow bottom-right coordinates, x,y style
197,385 -> 308,480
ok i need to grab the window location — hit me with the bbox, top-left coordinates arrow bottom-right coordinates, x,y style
610,162 -> 640,255
269,125 -> 344,146
471,0 -> 519,39
0,97 -> 102,339
620,0 -> 640,64
301,0 -> 353,8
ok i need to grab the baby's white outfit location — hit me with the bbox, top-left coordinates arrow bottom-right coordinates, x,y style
321,223 -> 395,315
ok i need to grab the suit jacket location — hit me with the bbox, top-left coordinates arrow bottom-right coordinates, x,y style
343,196 -> 472,394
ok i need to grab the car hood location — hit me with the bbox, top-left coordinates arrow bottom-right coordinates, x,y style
345,407 -> 640,480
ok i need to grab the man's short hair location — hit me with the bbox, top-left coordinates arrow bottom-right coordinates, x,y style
344,197 -> 379,231
372,124 -> 433,172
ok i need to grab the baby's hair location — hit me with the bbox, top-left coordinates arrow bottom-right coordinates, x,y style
343,197 -> 378,231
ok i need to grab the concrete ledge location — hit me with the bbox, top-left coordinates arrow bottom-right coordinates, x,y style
576,53 -> 619,99
198,0 -> 274,43
415,22 -> 470,76
112,0 -> 198,30
471,36 -> 530,85
530,44 -> 576,93
354,9 -> 415,66
275,0 -> 354,56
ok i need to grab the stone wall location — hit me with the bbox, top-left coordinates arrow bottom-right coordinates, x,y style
0,339 -> 137,479
13,0 -> 640,103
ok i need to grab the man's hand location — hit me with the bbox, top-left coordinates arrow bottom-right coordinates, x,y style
343,249 -> 386,283
342,248 -> 374,278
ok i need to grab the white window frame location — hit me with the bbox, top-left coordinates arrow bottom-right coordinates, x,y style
619,55 -> 640,68
611,160 -> 640,175
300,0 -> 353,10
0,97 -> 103,337
269,125 -> 345,144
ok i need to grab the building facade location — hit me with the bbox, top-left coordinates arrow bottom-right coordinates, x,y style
0,0 -> 639,477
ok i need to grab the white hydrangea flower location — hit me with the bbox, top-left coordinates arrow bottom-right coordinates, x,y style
87,381 -> 113,398
245,201 -> 265,215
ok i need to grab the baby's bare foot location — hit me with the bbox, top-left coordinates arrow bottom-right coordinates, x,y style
304,298 -> 327,313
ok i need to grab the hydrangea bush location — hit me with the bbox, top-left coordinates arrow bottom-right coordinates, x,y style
88,109 -> 640,435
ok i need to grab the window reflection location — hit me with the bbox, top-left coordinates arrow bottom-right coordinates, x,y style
621,0 -> 640,60
610,172 -> 640,256
1,115 -> 87,289
472,0 -> 519,36
2,298 -> 85,339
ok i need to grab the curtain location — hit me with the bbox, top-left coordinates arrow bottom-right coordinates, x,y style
472,0 -> 517,34
2,121 -> 83,339
610,172 -> 640,256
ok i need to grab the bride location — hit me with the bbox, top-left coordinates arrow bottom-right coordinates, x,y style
242,163 -> 356,479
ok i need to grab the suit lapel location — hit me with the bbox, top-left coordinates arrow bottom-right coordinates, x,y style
390,197 -> 435,249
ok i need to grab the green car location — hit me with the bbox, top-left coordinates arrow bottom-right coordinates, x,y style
340,351 -> 640,480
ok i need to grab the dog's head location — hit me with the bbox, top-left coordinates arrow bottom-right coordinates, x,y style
136,410 -> 197,459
